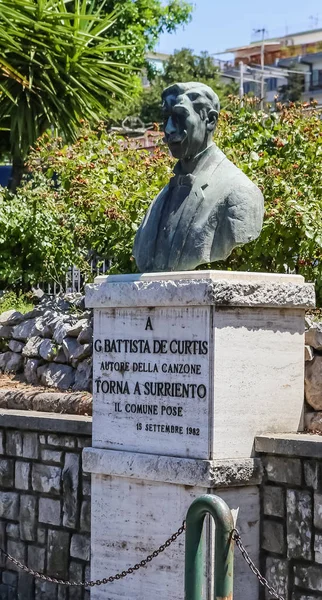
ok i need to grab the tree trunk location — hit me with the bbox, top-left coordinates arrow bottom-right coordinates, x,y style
9,156 -> 24,192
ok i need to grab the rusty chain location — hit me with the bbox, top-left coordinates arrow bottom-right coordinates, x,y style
0,521 -> 186,587
232,528 -> 285,600
1,522 -> 285,598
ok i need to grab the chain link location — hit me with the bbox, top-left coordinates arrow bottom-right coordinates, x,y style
232,528 -> 285,600
0,521 -> 186,587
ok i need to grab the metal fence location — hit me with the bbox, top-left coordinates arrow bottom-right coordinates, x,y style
37,259 -> 111,296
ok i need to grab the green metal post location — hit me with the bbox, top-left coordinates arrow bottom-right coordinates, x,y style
185,494 -> 234,600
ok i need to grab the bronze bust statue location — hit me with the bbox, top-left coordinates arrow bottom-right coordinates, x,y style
133,82 -> 264,272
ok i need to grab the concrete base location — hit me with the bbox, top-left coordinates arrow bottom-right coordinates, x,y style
83,448 -> 261,600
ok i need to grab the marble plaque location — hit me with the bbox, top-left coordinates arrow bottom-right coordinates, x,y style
93,306 -> 212,458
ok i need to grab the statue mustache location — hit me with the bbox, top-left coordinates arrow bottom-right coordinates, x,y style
163,130 -> 188,144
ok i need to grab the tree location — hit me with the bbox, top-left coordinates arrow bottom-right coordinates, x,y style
0,0 -> 133,189
278,64 -> 304,103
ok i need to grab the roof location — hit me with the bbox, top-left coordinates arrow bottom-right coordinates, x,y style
225,26 -> 322,54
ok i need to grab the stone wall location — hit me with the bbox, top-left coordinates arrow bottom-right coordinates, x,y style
0,410 -> 91,600
0,295 -> 93,392
256,433 -> 322,600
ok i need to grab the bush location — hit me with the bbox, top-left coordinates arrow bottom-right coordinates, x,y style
2,100 -> 322,302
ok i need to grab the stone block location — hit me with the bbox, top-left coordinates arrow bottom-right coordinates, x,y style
39,498 -> 61,526
27,546 -> 45,572
314,493 -> 322,529
77,437 -> 92,449
12,318 -> 42,341
0,458 -> 14,487
263,456 -> 302,485
20,495 -> 37,541
0,310 -> 23,326
0,430 -> 4,454
314,532 -> 322,564
294,564 -> 322,592
6,523 -> 19,539
39,339 -> 58,361
70,534 -> 90,561
287,489 -> 312,559
8,340 -> 24,353
17,572 -> 34,600
32,464 -> 61,495
24,358 -> 42,385
292,595 -> 317,600
77,325 -> 93,345
306,324 -> 322,350
0,520 -> 6,567
62,453 -> 80,528
262,519 -> 284,555
22,336 -> 43,358
304,460 -> 321,489
47,530 -> 70,579
15,461 -> 30,490
6,540 -> 25,571
82,477 -> 91,497
6,431 -> 22,456
37,526 -> 46,545
305,355 -> 322,409
73,359 -> 92,392
265,556 -> 288,600
39,435 -> 46,444
80,500 -> 90,532
62,336 -> 81,361
53,320 -> 73,344
2,571 -> 18,587
37,363 -> 75,391
47,434 -> 75,448
35,580 -> 58,600
41,449 -> 62,463
0,492 -> 19,520
0,352 -> 23,373
22,432 -> 38,459
0,325 -> 13,338
57,586 -> 68,600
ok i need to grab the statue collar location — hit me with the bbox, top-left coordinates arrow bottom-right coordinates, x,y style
174,143 -> 216,176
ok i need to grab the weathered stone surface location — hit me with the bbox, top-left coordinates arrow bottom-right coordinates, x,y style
17,572 -> 34,600
287,489 -> 312,559
73,359 -> 92,392
263,456 -> 302,485
70,534 -> 90,561
71,343 -> 91,363
32,464 -> 61,495
53,320 -> 73,345
20,495 -> 37,541
305,411 -> 322,433
62,336 -> 80,361
304,460 -> 321,489
2,571 -> 18,586
67,319 -> 88,338
15,461 -> 30,490
305,345 -> 314,362
0,431 -> 3,454
265,557 -> 289,599
47,434 -> 75,448
0,351 -> 23,373
0,458 -> 14,487
80,499 -> 90,532
12,318 -> 42,341
35,580 -> 58,600
0,521 -> 5,568
37,527 -> 46,545
6,523 -> 20,539
82,477 -> 91,497
314,493 -> 322,528
306,323 -> 322,350
0,310 -> 24,326
38,339 -> 58,361
23,432 -> 38,459
39,498 -> 61,526
6,431 -> 22,456
28,546 -> 45,572
0,325 -> 13,338
6,540 -> 25,571
41,449 -> 62,463
314,532 -> 322,564
305,355 -> 322,409
69,562 -> 83,600
47,530 -> 70,579
8,340 -> 24,353
62,453 -> 80,528
263,486 -> 284,517
262,520 -> 285,555
294,565 -> 322,592
77,325 -> 93,345
22,336 -> 43,358
52,346 -> 67,364
37,363 -> 75,391
24,358 -> 41,385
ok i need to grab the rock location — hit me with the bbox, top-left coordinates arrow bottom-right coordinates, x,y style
77,326 -> 93,345
62,453 -> 80,528
39,339 -> 58,361
74,297 -> 86,311
0,492 -> 19,519
53,320 -> 73,344
22,336 -> 43,357
305,411 -> 322,433
72,343 -> 91,363
62,337 -> 80,361
67,319 -> 88,338
24,358 -> 42,384
0,351 -> 23,373
305,355 -> 322,409
305,323 -> 322,350
32,464 -> 61,494
305,316 -> 313,330
73,359 -> 92,392
47,530 -> 70,579
0,310 -> 24,326
305,345 -> 314,362
37,364 -> 75,390
12,317 -> 42,341
0,325 -> 13,338
286,489 -> 312,559
20,495 -> 37,541
53,347 -> 67,364
70,534 -> 90,561
8,340 -> 24,353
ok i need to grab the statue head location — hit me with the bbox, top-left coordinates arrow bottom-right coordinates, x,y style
161,82 -> 220,160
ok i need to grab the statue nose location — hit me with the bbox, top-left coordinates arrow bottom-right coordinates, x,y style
165,116 -> 177,136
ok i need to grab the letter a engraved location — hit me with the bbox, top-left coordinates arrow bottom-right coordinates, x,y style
145,317 -> 153,331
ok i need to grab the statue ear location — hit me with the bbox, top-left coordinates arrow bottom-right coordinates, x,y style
206,109 -> 218,132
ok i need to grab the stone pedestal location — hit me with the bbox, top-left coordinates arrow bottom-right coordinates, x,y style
83,270 -> 314,600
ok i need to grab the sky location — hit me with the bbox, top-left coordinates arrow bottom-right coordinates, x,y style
157,0 -> 322,58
